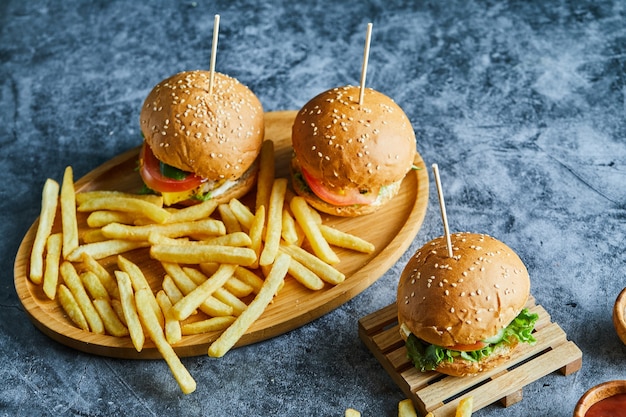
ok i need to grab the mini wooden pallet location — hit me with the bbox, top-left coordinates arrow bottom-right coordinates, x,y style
358,297 -> 582,416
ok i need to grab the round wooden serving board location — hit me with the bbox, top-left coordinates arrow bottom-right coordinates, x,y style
14,110 -> 429,359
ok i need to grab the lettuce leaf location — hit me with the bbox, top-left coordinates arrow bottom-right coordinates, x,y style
405,308 -> 539,372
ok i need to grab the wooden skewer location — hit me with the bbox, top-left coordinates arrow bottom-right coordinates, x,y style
358,22 -> 373,106
432,163 -> 454,258
208,14 -> 221,96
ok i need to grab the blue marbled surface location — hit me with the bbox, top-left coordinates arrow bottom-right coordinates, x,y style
2,1 -> 625,416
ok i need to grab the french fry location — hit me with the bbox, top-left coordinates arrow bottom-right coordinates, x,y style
165,199 -> 218,224
156,290 -> 182,345
81,252 -> 119,299
66,239 -> 149,262
233,267 -> 265,294
42,233 -> 63,300
290,196 -> 339,265
110,299 -> 127,326
76,190 -> 163,206
150,244 -> 256,266
101,218 -> 226,241
60,166 -> 79,259
161,263 -> 233,317
135,288 -> 196,394
280,243 -> 345,285
345,409 -> 361,417
288,257 -> 324,290
228,198 -> 255,231
86,211 -> 138,228
255,139 -> 275,214
281,208 -> 299,244
455,396 -> 473,417
319,224 -> 375,254
259,178 -> 288,266
248,205 -> 265,269
117,255 -> 163,326
170,264 -> 237,321
202,232 -> 252,247
93,298 -> 129,337
213,288 -> 248,316
162,275 -> 185,306
80,270 -> 110,301
208,253 -> 291,358
81,229 -> 107,243
77,196 -> 171,224
30,178 -> 59,284
218,203 -> 242,234
115,270 -> 145,352
60,261 -> 104,334
196,264 -> 253,297
398,399 -> 418,417
181,316 -> 236,335
57,284 -> 89,331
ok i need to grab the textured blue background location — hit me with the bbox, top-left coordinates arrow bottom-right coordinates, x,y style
2,1 -> 625,416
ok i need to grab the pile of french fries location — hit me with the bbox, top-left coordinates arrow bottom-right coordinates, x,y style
27,140 -> 376,394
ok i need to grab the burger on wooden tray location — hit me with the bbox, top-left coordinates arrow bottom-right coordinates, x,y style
397,232 -> 539,377
139,70 -> 264,206
290,85 -> 417,217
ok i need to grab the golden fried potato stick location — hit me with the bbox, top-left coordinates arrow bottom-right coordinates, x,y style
208,253 -> 291,358
165,199 -> 218,224
117,255 -> 163,326
66,239 -> 149,262
156,290 -> 182,345
75,190 -> 163,206
80,270 -> 110,302
60,166 -> 79,259
255,139 -> 275,215
455,396 -> 473,417
115,270 -> 145,352
217,203 -> 242,234
86,211 -> 138,228
289,196 -> 340,265
80,252 -> 119,299
287,257 -> 325,291
181,316 -> 236,335
233,267 -> 264,294
228,198 -> 255,231
30,178 -> 59,284
345,409 -> 361,417
170,264 -> 237,321
280,243 -> 345,285
77,196 -> 171,224
281,208 -> 299,244
248,205 -> 265,269
135,288 -> 196,395
319,224 -> 375,254
160,262 -> 233,317
150,244 -> 257,266
42,233 -> 62,300
92,298 -> 129,337
57,284 -> 89,331
102,218 -> 226,241
60,261 -> 104,334
259,178 -> 288,266
398,399 -> 418,417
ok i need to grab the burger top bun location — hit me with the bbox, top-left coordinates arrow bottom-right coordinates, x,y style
140,70 -> 264,181
397,232 -> 530,348
291,85 -> 416,191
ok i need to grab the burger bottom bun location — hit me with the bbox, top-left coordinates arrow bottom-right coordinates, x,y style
290,156 -> 402,217
435,337 -> 519,377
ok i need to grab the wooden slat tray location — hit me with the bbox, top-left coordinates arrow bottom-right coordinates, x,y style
358,297 -> 583,417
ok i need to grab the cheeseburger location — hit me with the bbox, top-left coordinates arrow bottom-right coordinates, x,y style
139,70 -> 264,205
397,232 -> 538,377
291,85 -> 417,217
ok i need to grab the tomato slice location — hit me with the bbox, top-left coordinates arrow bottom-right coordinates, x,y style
300,167 -> 378,206
447,341 -> 489,352
139,144 -> 204,193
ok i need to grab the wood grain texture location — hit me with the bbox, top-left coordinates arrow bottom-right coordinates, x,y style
14,110 -> 429,359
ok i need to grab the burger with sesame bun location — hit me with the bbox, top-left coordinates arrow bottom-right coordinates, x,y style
290,85 -> 417,217
397,232 -> 539,377
139,70 -> 264,206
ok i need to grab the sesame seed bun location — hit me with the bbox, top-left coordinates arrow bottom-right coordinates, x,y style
140,70 -> 264,182
290,85 -> 416,215
397,232 -> 530,376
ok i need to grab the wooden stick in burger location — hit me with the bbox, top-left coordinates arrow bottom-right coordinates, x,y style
138,17 -> 264,206
396,165 -> 539,377
290,23 -> 417,217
